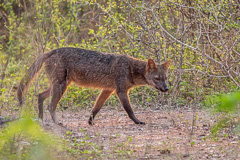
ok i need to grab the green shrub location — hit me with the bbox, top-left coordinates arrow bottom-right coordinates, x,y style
0,110 -> 62,160
205,92 -> 240,136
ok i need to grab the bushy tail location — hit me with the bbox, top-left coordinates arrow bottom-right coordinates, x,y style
17,51 -> 55,105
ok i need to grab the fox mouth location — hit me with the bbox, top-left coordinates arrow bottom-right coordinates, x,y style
155,86 -> 168,92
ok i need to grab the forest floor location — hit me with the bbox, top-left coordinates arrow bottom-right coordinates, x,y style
41,107 -> 240,159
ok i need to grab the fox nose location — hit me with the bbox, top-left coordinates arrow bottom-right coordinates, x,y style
164,87 -> 169,91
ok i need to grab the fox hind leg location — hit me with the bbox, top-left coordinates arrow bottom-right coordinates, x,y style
49,81 -> 70,124
38,87 -> 51,120
89,89 -> 114,125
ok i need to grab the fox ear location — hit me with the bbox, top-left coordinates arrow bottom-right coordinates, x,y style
162,60 -> 172,70
147,59 -> 157,72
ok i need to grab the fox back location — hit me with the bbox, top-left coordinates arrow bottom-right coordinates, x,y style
44,48 -> 170,90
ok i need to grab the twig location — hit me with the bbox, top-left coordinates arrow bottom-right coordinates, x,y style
95,2 -> 134,40
151,9 -> 198,51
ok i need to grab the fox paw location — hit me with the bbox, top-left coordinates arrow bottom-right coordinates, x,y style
88,119 -> 94,126
136,121 -> 145,125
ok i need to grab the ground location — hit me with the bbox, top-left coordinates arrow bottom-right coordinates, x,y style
41,107 -> 240,159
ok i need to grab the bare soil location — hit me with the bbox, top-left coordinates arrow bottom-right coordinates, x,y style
42,107 -> 240,159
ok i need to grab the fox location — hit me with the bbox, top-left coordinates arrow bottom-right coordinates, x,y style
17,48 -> 171,125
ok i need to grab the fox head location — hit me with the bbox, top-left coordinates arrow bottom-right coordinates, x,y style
145,59 -> 171,92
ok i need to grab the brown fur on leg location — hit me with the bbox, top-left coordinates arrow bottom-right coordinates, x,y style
38,87 -> 51,120
89,89 -> 114,125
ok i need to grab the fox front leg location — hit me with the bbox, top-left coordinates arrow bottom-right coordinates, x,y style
89,89 -> 113,125
116,90 -> 145,125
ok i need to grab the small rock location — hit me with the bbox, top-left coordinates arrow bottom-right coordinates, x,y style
159,149 -> 170,154
231,141 -> 238,144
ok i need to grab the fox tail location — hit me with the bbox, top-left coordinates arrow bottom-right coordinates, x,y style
17,51 -> 56,105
